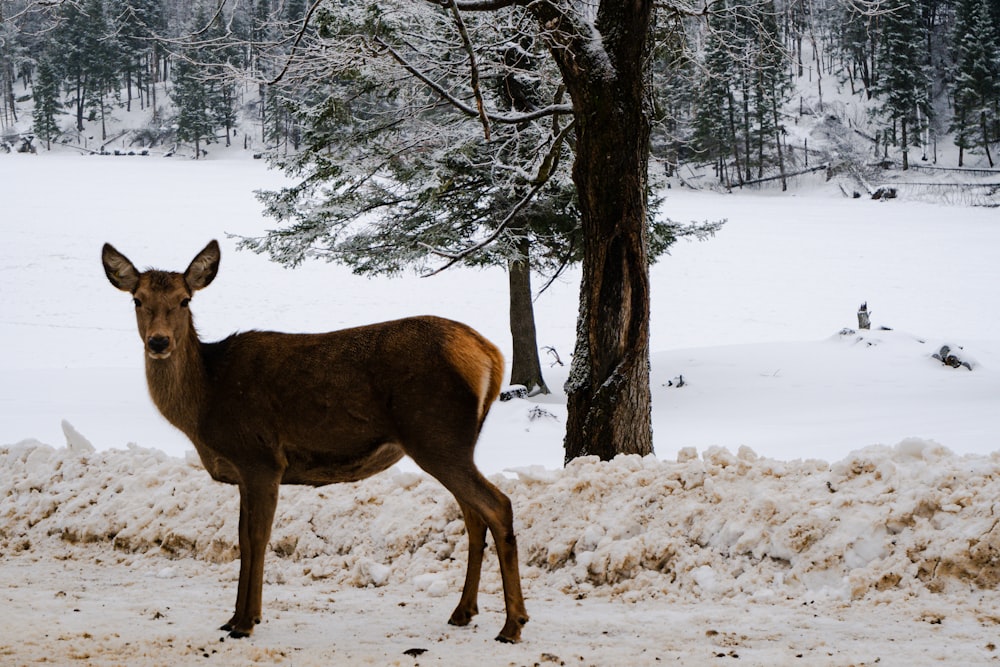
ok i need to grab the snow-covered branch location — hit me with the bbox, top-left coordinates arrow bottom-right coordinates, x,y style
445,0 -> 492,140
419,179 -> 547,275
374,35 -> 572,124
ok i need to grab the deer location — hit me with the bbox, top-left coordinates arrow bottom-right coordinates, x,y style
101,240 -> 528,643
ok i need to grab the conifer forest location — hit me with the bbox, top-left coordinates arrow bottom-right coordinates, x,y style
2,0 -> 998,178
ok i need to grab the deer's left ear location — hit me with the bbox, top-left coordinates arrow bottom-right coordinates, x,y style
102,243 -> 140,293
184,240 -> 220,292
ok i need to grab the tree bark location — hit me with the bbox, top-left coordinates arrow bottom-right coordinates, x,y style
532,3 -> 655,463
508,237 -> 549,395
982,111 -> 995,168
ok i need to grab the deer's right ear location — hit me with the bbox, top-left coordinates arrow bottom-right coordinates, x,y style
184,240 -> 220,292
102,243 -> 140,293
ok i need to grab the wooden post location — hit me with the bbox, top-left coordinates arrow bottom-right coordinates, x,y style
857,302 -> 871,330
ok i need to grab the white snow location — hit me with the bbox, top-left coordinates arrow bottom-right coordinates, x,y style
2,153 -> 999,664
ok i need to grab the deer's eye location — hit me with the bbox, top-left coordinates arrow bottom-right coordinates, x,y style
133,298 -> 142,308
180,298 -> 191,308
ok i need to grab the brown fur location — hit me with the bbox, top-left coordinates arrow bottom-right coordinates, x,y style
101,240 -> 528,642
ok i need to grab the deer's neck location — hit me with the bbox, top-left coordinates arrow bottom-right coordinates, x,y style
144,332 -> 208,441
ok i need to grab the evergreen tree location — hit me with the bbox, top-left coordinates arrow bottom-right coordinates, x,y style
836,8 -> 877,98
32,54 -> 61,148
0,1 -> 17,128
171,56 -> 214,156
115,0 -> 167,113
692,0 -> 789,187
169,5 -> 241,156
750,0 -> 789,186
49,0 -> 123,137
694,14 -> 739,185
874,0 -> 932,169
949,0 -> 1000,166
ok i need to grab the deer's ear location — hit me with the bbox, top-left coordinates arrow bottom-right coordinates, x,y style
184,240 -> 220,292
102,243 -> 140,293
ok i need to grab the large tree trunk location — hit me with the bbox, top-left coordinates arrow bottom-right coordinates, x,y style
535,3 -> 654,463
508,237 -> 549,395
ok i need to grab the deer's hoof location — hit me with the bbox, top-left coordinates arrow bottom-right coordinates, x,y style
448,605 -> 478,627
495,615 -> 529,643
221,617 -> 257,638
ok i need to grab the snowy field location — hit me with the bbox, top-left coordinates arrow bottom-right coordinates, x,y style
2,152 -> 999,665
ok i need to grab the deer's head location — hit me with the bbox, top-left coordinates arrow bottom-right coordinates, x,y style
102,241 -> 220,359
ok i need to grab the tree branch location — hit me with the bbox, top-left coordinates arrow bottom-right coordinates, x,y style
446,0 -> 491,140
436,0 -> 523,10
374,36 -> 572,124
419,179 -> 546,276
267,0 -> 325,85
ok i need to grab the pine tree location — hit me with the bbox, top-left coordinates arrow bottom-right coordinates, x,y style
949,0 -> 1000,166
836,8 -> 877,98
750,0 -> 789,186
169,4 -> 242,157
694,16 -> 739,185
171,56 -> 214,157
874,0 -> 932,170
51,0 -> 103,133
115,0 -> 166,113
32,54 -> 61,149
49,0 -> 123,139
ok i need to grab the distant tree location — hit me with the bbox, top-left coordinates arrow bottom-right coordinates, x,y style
749,0 -> 789,186
836,7 -> 877,98
694,10 -> 741,185
115,0 -> 167,113
0,0 -> 17,128
171,55 -> 214,156
170,6 -> 240,156
51,0 -> 100,132
48,0 -> 123,138
691,1 -> 790,187
990,0 -> 1000,44
949,0 -> 1000,166
32,55 -> 61,148
204,10 -> 242,147
873,0 -> 931,169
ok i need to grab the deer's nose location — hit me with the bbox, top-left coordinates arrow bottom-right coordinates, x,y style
148,336 -> 171,354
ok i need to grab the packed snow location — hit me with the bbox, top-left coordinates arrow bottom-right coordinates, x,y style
2,153 -> 999,664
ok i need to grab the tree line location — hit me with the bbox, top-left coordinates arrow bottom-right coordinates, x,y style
2,0 -> 997,165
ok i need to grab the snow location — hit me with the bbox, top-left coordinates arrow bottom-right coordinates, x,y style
2,152 -> 1000,664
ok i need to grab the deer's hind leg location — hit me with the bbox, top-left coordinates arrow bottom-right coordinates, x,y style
449,500 -> 487,627
408,446 -> 528,643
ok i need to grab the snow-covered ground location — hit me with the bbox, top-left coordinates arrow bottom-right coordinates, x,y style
2,153 -> 999,664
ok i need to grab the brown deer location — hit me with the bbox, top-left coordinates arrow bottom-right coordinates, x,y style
101,240 -> 528,643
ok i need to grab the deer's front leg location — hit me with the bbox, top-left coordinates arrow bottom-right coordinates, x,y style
222,474 -> 281,638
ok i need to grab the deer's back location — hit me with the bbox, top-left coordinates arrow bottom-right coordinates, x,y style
193,316 -> 502,485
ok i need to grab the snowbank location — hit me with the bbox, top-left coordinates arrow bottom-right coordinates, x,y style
4,438 -> 999,605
